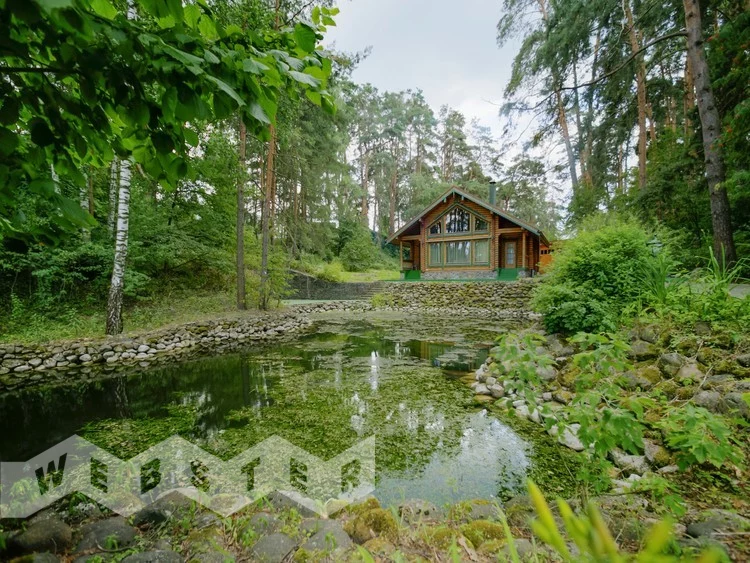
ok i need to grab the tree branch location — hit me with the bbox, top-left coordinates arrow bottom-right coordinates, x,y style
0,66 -> 72,74
558,30 -> 688,91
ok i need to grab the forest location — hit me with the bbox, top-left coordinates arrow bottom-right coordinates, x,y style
0,0 -> 748,339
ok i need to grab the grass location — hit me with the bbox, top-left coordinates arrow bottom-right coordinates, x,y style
339,269 -> 400,282
0,290 -> 243,344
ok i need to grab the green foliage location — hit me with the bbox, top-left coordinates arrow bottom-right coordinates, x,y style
0,0 -> 334,242
527,481 -> 722,563
339,225 -> 381,272
533,216 -> 654,334
658,405 -> 745,471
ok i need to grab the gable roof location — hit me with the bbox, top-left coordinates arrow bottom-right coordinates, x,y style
386,187 -> 549,245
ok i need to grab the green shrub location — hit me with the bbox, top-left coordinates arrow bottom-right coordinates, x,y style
533,216 -> 654,334
340,226 -> 380,272
318,260 -> 344,282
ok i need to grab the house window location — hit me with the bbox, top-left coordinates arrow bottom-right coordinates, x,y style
429,242 -> 442,266
474,240 -> 489,264
446,208 -> 471,233
505,241 -> 516,267
446,241 -> 471,264
475,218 -> 488,232
429,221 -> 442,235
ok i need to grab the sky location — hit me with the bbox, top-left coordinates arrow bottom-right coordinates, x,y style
324,0 -> 522,139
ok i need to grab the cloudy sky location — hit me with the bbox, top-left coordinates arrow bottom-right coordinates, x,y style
324,0 -> 522,139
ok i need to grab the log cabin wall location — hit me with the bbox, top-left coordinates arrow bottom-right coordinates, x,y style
420,193 -> 496,273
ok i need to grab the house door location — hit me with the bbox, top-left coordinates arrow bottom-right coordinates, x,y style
504,241 -> 516,268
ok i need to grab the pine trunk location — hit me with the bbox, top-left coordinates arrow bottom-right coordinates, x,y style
361,153 -> 369,222
388,166 -> 397,235
259,124 -> 277,311
683,0 -> 736,264
555,90 -> 579,187
106,159 -> 131,336
684,50 -> 695,136
237,119 -> 247,310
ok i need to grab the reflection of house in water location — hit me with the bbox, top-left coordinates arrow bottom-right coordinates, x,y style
412,340 -> 488,373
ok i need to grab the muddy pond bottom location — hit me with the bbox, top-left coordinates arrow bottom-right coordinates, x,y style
0,311 -> 534,507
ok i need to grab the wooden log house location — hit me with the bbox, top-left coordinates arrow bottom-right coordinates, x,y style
386,186 -> 549,281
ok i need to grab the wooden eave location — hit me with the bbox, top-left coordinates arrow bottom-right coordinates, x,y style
386,187 -> 549,246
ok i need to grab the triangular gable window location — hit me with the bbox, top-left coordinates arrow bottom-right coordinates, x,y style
428,204 -> 486,236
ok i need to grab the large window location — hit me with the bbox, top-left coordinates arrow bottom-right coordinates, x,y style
446,241 -> 471,264
474,240 -> 489,264
446,208 -> 471,233
429,206 -> 490,237
429,242 -> 442,266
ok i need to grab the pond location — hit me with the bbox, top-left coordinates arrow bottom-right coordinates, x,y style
0,311 -> 556,508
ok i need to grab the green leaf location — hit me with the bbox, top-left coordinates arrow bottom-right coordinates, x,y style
305,90 -> 321,106
30,119 -> 55,146
184,3 -> 200,27
0,128 -> 18,157
37,0 -> 74,11
242,58 -> 269,75
204,50 -> 220,64
205,75 -> 245,108
289,70 -> 320,88
0,99 -> 19,126
198,15 -> 218,40
163,45 -> 203,67
184,129 -> 199,147
248,102 -> 270,125
294,23 -> 317,53
89,0 -> 117,19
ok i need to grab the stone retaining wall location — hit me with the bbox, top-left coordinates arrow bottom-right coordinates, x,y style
0,283 -> 539,393
287,271 -> 382,300
0,301 -> 370,393
382,279 -> 537,311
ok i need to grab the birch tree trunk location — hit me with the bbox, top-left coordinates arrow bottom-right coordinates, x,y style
683,0 -> 736,264
237,120 -> 247,310
624,0 -> 648,190
108,158 -> 119,238
106,158 -> 131,335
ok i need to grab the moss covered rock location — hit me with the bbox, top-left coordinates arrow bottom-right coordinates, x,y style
477,538 -> 508,555
344,508 -> 398,544
345,497 -> 380,517
459,520 -> 505,548
637,365 -> 663,385
420,525 -> 473,550
361,537 -> 396,557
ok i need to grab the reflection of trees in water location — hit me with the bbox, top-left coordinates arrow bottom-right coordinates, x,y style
113,375 -> 131,418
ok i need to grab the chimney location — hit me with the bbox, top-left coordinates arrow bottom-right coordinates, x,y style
489,181 -> 497,206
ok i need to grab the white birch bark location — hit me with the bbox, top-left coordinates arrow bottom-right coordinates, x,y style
106,158 -> 131,335
107,157 -> 119,238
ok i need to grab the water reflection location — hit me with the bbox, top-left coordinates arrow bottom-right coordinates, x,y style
0,313 -> 533,506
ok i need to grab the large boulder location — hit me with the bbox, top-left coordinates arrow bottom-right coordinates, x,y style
687,509 -> 750,538
629,340 -> 658,361
121,551 -> 182,563
300,521 -> 352,553
659,353 -> 687,377
675,363 -> 705,384
250,533 -> 297,563
7,518 -> 72,555
694,390 -> 723,413
74,517 -> 137,553
608,448 -> 649,475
